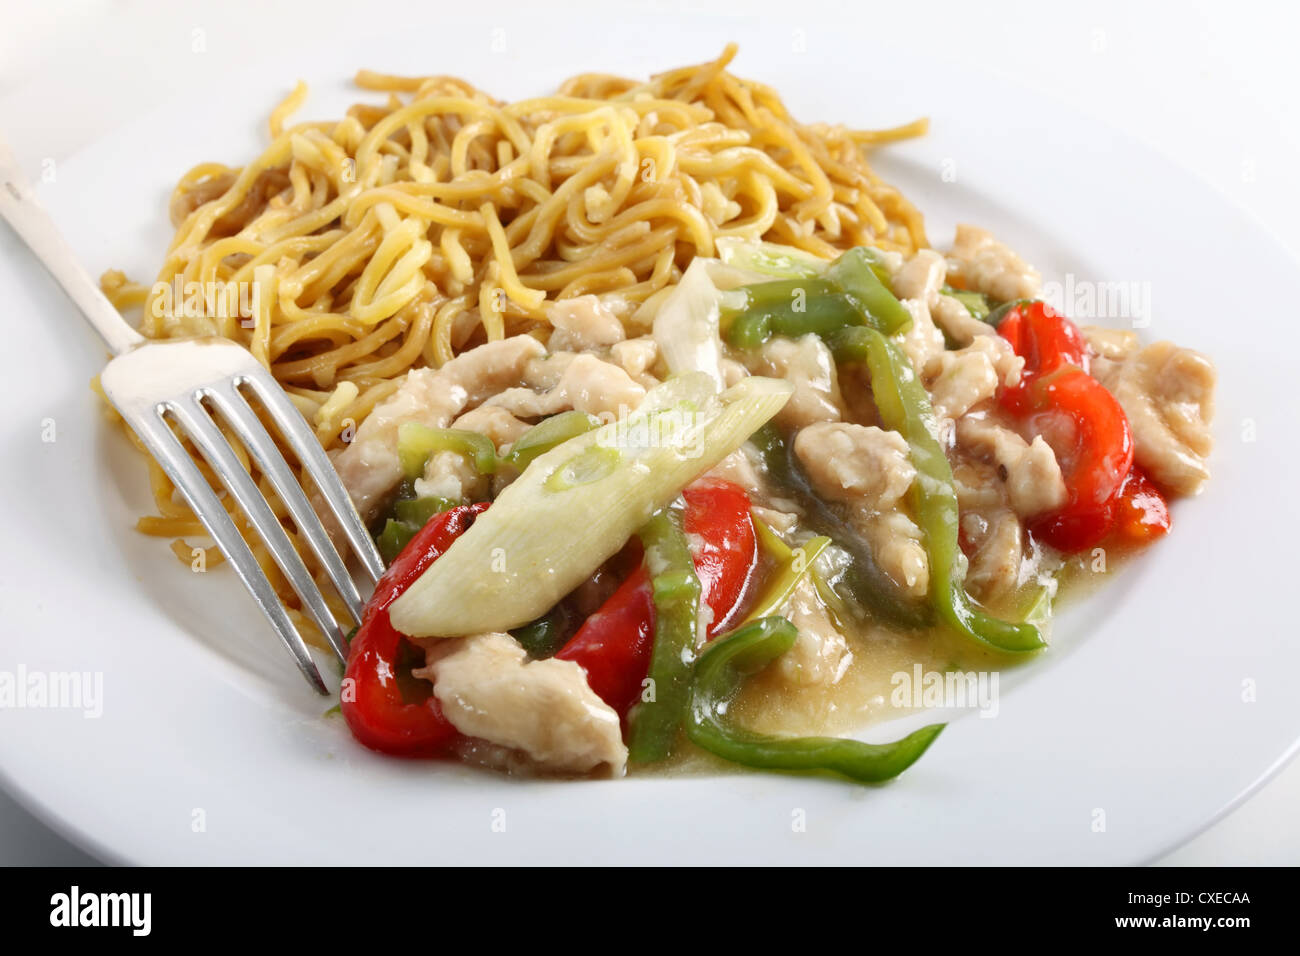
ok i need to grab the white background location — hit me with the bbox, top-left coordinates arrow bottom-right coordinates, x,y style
0,0 -> 1296,865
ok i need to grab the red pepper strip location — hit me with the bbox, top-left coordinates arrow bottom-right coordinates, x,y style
341,503 -> 488,756
1108,466 -> 1171,546
680,478 -> 758,635
998,301 -> 1090,415
1021,367 -> 1134,552
556,479 -> 757,716
555,566 -> 656,717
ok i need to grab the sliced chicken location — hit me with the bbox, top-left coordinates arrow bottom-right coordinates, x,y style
774,577 -> 853,688
1081,325 -> 1139,362
485,352 -> 646,420
451,404 -> 532,451
417,632 -> 627,776
610,336 -> 661,388
1092,341 -> 1216,496
962,508 -> 1025,603
794,422 -> 929,598
793,422 -> 914,510
333,336 -> 545,519
956,415 -> 1068,519
926,344 -> 1001,420
945,224 -> 1042,303
546,295 -> 627,351
890,249 -> 947,372
416,450 -> 487,502
931,292 -> 995,346
747,334 -> 847,428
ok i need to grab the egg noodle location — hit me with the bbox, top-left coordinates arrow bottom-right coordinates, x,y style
99,44 -> 928,644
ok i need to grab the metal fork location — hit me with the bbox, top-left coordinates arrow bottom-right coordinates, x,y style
0,138 -> 385,694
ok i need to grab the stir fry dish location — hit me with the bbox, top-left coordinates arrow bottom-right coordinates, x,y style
104,48 -> 1216,783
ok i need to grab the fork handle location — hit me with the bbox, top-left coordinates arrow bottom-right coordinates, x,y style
0,136 -> 146,356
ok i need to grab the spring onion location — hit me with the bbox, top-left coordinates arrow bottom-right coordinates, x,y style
388,372 -> 793,637
742,527 -> 832,623
504,411 -> 601,470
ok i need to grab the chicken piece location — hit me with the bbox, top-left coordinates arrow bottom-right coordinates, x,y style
940,331 -> 1024,389
486,352 -> 646,421
720,357 -> 750,388
546,295 -> 627,351
1081,325 -> 1139,362
450,404 -> 531,451
794,422 -> 929,597
952,458 -> 1005,512
962,508 -> 1024,603
956,416 -> 1068,519
1092,341 -> 1216,496
751,505 -> 800,535
704,445 -> 766,500
869,511 -> 930,596
945,224 -> 1042,302
775,577 -> 853,688
415,450 -> 487,502
926,344 -> 1000,420
931,292 -> 995,346
793,422 -> 914,510
610,336 -> 661,389
747,334 -> 846,428
891,250 -> 947,372
417,632 -> 627,776
333,336 -> 545,519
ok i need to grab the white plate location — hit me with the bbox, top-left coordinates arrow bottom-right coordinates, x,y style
2,15 -> 1298,865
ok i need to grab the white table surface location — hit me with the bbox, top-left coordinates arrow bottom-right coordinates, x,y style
1,0 -> 1296,866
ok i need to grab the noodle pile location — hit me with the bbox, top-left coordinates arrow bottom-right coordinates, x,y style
101,44 -> 928,644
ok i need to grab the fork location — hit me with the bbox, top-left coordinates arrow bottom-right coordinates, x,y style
0,138 -> 385,694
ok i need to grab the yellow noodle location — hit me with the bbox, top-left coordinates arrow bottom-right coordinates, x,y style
103,46 -> 928,650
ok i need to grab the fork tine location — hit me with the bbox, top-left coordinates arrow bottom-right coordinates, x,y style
167,397 -> 351,667
240,371 -> 386,583
203,382 -> 367,625
130,410 -> 329,695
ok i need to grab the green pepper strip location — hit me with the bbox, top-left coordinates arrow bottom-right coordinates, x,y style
504,410 -> 601,470
397,423 -> 498,480
687,617 -> 946,783
627,503 -> 702,764
393,495 -> 456,526
375,518 -> 414,565
826,247 -> 913,335
724,247 -> 912,349
940,285 -> 991,321
732,277 -> 841,312
509,608 -> 571,660
829,326 -> 1045,653
375,495 -> 457,564
984,298 -> 1033,329
726,293 -> 861,348
748,424 -> 932,630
